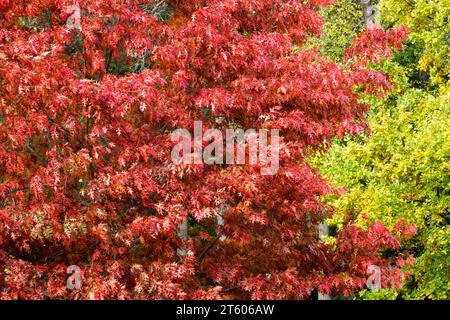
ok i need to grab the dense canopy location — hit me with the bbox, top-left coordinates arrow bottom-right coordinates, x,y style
0,0 -> 442,300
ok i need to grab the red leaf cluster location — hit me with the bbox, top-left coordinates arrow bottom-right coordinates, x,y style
0,0 -> 412,299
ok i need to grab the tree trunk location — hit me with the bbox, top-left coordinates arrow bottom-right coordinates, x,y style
360,0 -> 379,28
318,222 -> 331,300
177,219 -> 188,257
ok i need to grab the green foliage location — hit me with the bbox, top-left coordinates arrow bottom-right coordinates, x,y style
358,288 -> 399,300
313,0 -> 450,300
381,0 -> 450,84
313,0 -> 364,62
315,85 -> 450,300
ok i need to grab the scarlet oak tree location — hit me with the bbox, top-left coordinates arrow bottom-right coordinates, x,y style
0,0 -> 412,299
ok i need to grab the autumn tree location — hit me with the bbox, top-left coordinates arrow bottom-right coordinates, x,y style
0,0 -> 412,299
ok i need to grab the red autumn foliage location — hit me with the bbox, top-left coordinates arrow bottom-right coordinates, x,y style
0,0 -> 412,299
